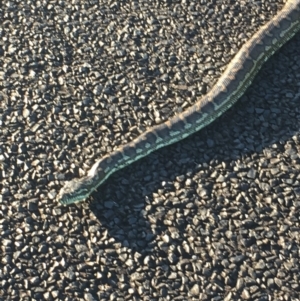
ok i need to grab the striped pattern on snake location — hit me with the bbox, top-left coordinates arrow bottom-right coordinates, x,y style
58,0 -> 300,205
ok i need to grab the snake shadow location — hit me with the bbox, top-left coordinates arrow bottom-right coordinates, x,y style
89,32 -> 300,256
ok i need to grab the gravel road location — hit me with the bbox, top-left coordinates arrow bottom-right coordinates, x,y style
1,0 -> 300,300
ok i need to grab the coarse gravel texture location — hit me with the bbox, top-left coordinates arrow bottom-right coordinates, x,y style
1,0 -> 300,300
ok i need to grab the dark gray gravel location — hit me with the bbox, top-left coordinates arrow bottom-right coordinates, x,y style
1,0 -> 300,300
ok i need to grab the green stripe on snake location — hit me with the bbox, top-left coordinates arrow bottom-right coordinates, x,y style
58,0 -> 300,205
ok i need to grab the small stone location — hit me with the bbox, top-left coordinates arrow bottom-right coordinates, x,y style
190,284 -> 200,296
84,293 -> 96,301
241,288 -> 250,299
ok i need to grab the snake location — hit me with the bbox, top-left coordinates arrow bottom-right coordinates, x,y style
57,0 -> 300,205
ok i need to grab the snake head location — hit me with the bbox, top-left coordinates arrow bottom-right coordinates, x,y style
57,176 -> 95,205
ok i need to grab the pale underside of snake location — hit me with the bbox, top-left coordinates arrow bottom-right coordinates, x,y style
57,0 -> 300,205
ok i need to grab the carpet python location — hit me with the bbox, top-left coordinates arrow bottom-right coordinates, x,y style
58,0 -> 300,205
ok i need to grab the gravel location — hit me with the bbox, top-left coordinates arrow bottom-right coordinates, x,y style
1,0 -> 300,300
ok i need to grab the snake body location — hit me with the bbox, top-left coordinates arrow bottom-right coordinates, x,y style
58,0 -> 300,205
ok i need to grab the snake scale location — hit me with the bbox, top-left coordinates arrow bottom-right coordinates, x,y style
58,0 -> 300,205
